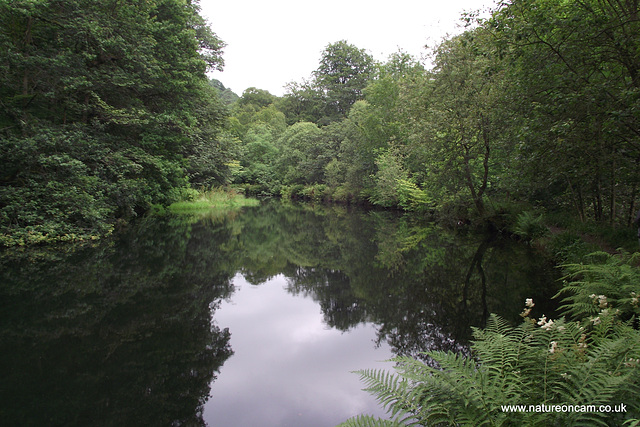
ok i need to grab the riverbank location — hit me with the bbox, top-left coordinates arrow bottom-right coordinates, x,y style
0,187 -> 259,249
164,188 -> 259,213
531,212 -> 638,264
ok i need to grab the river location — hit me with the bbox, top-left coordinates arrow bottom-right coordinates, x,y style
0,200 -> 559,426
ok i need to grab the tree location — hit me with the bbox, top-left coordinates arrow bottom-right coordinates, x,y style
410,28 -> 514,216
314,40 -> 375,121
209,79 -> 239,106
236,87 -> 277,110
280,41 -> 375,125
490,0 -> 640,223
275,122 -> 325,184
0,0 -> 229,245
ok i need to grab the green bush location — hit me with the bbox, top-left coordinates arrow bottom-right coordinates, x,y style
300,184 -> 329,202
396,179 -> 434,212
0,126 -> 199,246
280,184 -> 305,201
331,185 -> 356,204
549,231 -> 597,263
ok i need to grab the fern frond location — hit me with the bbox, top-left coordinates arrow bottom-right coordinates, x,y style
355,367 -> 411,418
337,414 -> 404,427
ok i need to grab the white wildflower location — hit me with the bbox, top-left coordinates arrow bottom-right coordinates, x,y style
597,295 -> 608,308
537,315 -> 555,330
525,298 -> 535,308
537,315 -> 547,326
590,316 -> 601,325
541,319 -> 555,330
549,341 -> 558,354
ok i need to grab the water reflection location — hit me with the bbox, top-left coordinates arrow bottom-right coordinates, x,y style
232,202 -> 558,360
0,218 -> 234,426
0,200 -> 559,425
204,273 -> 393,427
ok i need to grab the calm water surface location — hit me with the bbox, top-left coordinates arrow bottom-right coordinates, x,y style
0,200 -> 558,426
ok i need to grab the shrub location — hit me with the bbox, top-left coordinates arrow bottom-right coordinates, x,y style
280,184 -> 304,201
331,185 -> 356,204
396,179 -> 434,213
300,184 -> 328,203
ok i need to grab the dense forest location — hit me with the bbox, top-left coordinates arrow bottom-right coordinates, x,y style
1,0 -> 639,246
0,0 -> 229,245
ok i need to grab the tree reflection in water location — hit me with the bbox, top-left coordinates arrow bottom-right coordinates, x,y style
234,201 -> 559,362
0,200 -> 558,424
0,217 -> 234,426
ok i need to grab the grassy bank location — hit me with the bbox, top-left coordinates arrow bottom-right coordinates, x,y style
517,211 -> 639,263
166,188 -> 259,213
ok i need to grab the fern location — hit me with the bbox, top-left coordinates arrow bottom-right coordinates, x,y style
555,251 -> 640,320
344,314 -> 640,426
344,254 -> 640,426
512,210 -> 548,241
337,414 -> 405,427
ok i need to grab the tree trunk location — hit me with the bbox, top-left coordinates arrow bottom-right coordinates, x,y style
462,142 -> 485,216
566,177 -> 585,222
610,156 -> 616,225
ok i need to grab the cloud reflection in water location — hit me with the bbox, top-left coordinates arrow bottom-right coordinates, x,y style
204,273 -> 393,427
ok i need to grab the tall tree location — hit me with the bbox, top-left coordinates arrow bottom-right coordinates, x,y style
313,40 -> 375,121
411,28 -> 512,216
490,0 -> 640,223
280,40 -> 375,125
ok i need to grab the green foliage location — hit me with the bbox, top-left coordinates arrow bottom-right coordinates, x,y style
396,179 -> 433,213
209,79 -> 239,105
556,251 -> 640,321
489,0 -> 640,224
338,415 -> 404,427
275,122 -> 327,184
314,40 -> 375,120
0,0 -> 230,246
512,210 -> 548,242
369,149 -> 408,208
300,184 -> 329,203
347,311 -> 640,426
345,253 -> 640,426
280,184 -> 305,201
167,188 -> 259,213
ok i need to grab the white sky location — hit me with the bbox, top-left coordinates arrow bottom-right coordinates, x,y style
200,0 -> 497,96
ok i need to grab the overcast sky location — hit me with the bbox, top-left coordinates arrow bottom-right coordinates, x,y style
199,0 -> 497,96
